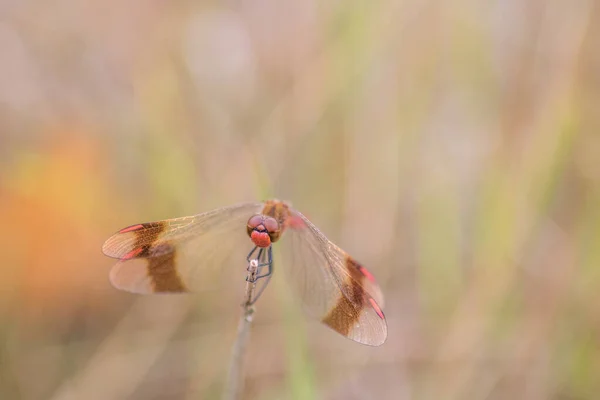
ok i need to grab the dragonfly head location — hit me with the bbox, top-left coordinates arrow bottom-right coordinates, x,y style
247,214 -> 281,247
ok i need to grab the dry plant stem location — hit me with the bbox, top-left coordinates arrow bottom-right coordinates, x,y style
223,259 -> 259,400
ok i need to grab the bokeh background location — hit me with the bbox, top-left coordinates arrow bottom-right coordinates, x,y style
1,1 -> 599,399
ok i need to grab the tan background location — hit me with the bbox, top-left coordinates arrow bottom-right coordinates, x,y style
1,1 -> 600,399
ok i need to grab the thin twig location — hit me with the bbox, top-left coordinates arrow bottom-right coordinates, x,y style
223,259 -> 259,400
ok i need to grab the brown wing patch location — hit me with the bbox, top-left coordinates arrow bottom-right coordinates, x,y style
321,256 -> 367,336
347,256 -> 385,309
130,222 -> 186,292
130,222 -> 165,257
146,244 -> 186,292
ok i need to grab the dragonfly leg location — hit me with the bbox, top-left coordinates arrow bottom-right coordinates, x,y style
246,246 -> 259,262
249,270 -> 272,303
254,246 -> 273,279
248,247 -> 273,304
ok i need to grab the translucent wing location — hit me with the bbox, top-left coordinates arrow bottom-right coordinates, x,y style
102,202 -> 264,294
279,209 -> 387,346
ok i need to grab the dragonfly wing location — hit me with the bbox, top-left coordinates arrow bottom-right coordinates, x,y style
102,202 -> 264,294
279,209 -> 387,346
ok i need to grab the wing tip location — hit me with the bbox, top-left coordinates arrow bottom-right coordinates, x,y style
101,235 -> 116,257
349,322 -> 388,347
101,234 -> 128,259
362,298 -> 388,346
109,260 -> 153,294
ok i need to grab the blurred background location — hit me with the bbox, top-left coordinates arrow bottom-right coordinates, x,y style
1,0 -> 599,399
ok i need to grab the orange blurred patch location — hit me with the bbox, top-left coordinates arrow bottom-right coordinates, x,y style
0,126 -> 120,322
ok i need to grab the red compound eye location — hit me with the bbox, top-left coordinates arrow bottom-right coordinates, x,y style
247,215 -> 263,229
263,217 -> 280,234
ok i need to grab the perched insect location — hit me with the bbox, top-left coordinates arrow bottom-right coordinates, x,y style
102,200 -> 387,345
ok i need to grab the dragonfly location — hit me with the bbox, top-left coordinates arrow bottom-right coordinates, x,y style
102,199 -> 387,346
